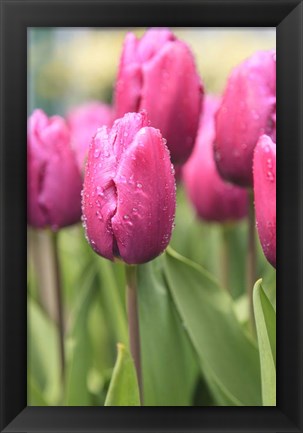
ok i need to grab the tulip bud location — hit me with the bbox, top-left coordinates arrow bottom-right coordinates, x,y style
253,135 -> 276,268
67,101 -> 113,171
27,109 -> 83,230
82,111 -> 176,264
214,50 -> 276,187
114,28 -> 203,165
183,95 -> 248,222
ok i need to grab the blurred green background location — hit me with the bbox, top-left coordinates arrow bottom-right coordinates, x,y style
27,28 -> 276,407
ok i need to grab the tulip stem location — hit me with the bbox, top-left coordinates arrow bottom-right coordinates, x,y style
125,264 -> 143,405
247,191 -> 256,331
50,230 -> 66,386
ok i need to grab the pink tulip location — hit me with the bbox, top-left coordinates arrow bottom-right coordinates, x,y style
82,111 -> 176,264
27,109 -> 83,230
183,95 -> 248,222
67,102 -> 113,171
214,50 -> 276,187
253,135 -> 276,268
114,28 -> 203,165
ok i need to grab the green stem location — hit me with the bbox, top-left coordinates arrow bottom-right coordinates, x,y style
50,231 -> 66,385
247,191 -> 256,331
29,228 -> 57,321
125,265 -> 143,405
98,259 -> 128,345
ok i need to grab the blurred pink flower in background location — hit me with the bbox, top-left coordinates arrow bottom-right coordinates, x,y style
28,109 -> 82,230
214,50 -> 276,187
67,101 -> 113,171
183,95 -> 248,222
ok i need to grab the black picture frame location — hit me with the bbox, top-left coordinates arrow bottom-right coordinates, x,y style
1,0 -> 302,431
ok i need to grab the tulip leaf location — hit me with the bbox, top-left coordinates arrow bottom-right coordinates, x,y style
65,263 -> 97,405
164,247 -> 262,406
28,375 -> 48,406
137,257 -> 199,406
253,279 -> 276,406
105,344 -> 140,406
28,298 -> 61,405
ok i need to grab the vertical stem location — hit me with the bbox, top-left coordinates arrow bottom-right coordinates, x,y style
221,224 -> 230,292
247,190 -> 256,331
29,229 -> 57,322
50,231 -> 65,385
125,265 -> 143,405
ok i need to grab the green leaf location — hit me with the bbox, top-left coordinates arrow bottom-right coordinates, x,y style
28,298 -> 61,405
105,344 -> 140,406
65,263 -> 97,405
253,279 -> 276,406
137,257 -> 199,406
28,375 -> 49,406
164,247 -> 262,406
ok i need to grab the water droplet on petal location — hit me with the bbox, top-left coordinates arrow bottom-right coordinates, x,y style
214,149 -> 221,162
136,182 -> 142,189
267,171 -> 274,182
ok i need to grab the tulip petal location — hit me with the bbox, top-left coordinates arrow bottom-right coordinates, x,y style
253,135 -> 276,268
39,148 -> 83,230
27,110 -> 82,229
115,56 -> 143,118
140,40 -> 202,164
82,126 -> 118,260
82,113 -> 149,260
183,95 -> 248,222
111,127 -> 176,264
215,50 -> 276,186
114,29 -> 203,164
136,28 -> 175,63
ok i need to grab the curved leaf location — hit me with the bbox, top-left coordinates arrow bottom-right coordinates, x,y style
164,247 -> 262,406
138,257 -> 199,406
253,279 -> 276,406
105,344 -> 140,406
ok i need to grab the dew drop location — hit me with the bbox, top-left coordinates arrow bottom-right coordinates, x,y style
123,214 -> 129,220
267,171 -> 274,182
214,150 -> 221,162
267,158 -> 272,169
94,149 -> 100,158
136,182 -> 142,189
